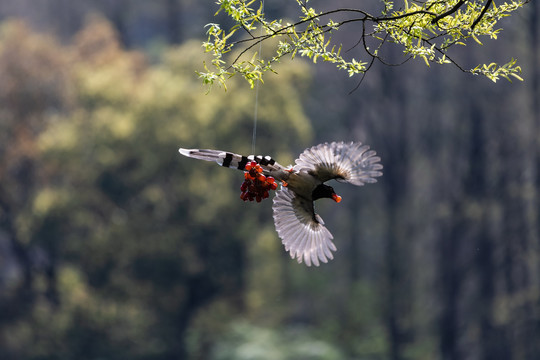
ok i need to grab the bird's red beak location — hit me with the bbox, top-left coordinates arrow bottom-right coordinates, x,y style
332,193 -> 342,203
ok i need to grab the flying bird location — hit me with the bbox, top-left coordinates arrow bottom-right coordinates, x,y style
179,141 -> 383,266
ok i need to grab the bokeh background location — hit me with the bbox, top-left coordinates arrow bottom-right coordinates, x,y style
0,1 -> 539,359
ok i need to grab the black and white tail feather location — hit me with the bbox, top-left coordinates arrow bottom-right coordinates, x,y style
179,141 -> 383,267
178,148 -> 282,172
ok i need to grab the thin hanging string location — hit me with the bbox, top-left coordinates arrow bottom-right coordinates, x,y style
252,80 -> 260,155
251,0 -> 264,155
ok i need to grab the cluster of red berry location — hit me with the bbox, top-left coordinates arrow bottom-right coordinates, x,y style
240,161 -> 278,202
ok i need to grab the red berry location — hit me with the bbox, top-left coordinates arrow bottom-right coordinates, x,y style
239,169 -> 278,203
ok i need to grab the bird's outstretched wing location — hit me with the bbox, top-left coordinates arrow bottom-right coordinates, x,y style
293,141 -> 383,185
272,187 -> 336,266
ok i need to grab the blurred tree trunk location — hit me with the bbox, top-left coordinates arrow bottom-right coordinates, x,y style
464,104 -> 495,360
438,204 -> 461,360
532,2 -> 540,358
0,195 -> 34,320
108,0 -> 130,47
518,3 -> 540,358
379,66 -> 411,360
165,0 -> 181,44
532,0 -> 540,124
466,92 -> 513,360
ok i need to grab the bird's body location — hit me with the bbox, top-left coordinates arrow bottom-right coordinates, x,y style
179,142 -> 382,266
278,171 -> 319,199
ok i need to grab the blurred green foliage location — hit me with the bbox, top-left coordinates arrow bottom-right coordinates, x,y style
209,321 -> 344,360
0,17 -> 357,360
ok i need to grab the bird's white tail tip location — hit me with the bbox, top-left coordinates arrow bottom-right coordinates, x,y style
179,148 -> 192,157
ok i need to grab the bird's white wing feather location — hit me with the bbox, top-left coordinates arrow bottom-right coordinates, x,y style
272,187 -> 336,266
293,141 -> 383,185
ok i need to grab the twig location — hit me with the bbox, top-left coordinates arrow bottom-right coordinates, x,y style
431,0 -> 467,24
471,0 -> 493,30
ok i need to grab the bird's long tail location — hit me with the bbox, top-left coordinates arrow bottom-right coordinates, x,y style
179,148 -> 281,171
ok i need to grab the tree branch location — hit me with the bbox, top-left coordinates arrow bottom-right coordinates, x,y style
471,0 -> 493,30
225,7 -> 439,66
201,1 -> 528,87
431,0 -> 467,24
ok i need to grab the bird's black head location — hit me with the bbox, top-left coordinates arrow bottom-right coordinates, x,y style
312,184 -> 342,203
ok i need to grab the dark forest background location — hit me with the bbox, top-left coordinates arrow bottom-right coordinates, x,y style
0,1 -> 539,359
